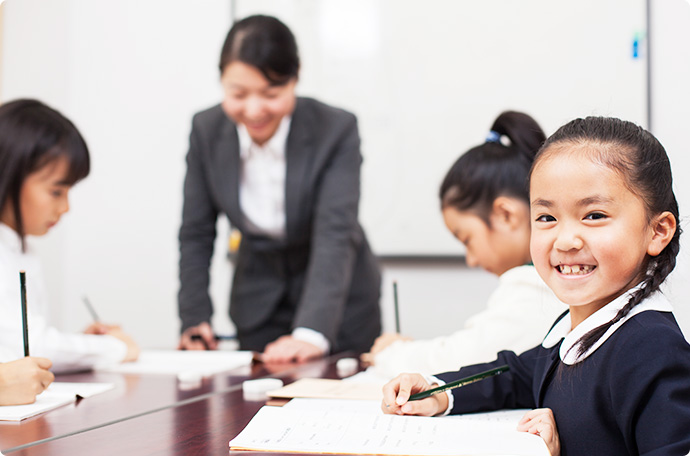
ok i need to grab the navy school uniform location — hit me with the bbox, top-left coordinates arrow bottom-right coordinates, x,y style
435,290 -> 690,456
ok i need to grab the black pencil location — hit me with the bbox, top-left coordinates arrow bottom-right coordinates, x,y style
393,281 -> 400,333
19,270 -> 30,357
83,296 -> 101,322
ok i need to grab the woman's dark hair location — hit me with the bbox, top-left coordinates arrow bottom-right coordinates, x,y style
0,99 -> 90,248
532,116 -> 681,360
439,111 -> 546,224
219,15 -> 299,86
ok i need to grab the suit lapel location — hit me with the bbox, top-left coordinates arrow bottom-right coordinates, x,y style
215,117 -> 244,229
285,99 -> 313,240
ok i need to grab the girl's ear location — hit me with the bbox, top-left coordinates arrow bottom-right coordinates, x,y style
647,211 -> 677,256
490,196 -> 528,231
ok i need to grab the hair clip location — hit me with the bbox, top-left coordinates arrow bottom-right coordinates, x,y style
485,130 -> 501,143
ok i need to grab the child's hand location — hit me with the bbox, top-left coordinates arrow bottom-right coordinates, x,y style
361,333 -> 413,364
84,323 -> 140,362
83,322 -> 111,335
381,373 -> 448,416
517,408 -> 560,456
104,326 -> 140,363
0,357 -> 54,405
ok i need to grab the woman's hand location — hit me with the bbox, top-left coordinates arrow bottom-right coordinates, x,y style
381,373 -> 448,416
517,408 -> 560,456
0,357 -> 54,405
178,322 -> 218,351
262,335 -> 323,363
360,333 -> 412,364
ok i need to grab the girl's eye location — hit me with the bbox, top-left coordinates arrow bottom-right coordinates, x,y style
535,214 -> 556,223
585,212 -> 607,221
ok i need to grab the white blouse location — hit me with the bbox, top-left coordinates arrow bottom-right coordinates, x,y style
372,265 -> 567,378
0,223 -> 126,373
542,284 -> 673,365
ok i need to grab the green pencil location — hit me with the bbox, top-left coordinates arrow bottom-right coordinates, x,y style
19,270 -> 30,357
409,365 -> 509,401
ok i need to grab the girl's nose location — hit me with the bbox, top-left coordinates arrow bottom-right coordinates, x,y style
554,225 -> 584,251
59,195 -> 70,215
465,251 -> 479,268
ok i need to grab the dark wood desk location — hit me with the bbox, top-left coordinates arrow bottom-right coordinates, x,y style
2,353 -> 363,455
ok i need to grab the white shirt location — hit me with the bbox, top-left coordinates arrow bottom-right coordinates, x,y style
0,223 -> 127,373
238,116 -> 291,239
236,118 -> 330,354
542,284 -> 673,365
373,265 -> 566,378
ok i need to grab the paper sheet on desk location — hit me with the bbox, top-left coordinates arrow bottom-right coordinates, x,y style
230,398 -> 549,456
97,349 -> 253,376
268,378 -> 383,401
0,382 -> 114,421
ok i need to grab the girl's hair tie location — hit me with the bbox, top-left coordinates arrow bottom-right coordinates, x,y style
485,130 -> 501,143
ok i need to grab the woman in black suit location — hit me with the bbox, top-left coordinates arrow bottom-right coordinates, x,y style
177,15 -> 381,362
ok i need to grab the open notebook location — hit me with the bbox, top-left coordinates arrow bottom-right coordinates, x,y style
229,398 -> 549,456
0,382 -> 114,421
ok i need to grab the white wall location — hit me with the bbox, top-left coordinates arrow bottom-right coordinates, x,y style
651,0 -> 690,336
1,0 -> 234,347
1,0 -> 689,348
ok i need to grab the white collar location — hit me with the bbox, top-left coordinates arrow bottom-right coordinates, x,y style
542,286 -> 673,365
238,116 -> 292,160
0,222 -> 23,253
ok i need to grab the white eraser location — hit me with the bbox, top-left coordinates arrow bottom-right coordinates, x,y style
177,371 -> 203,383
242,378 -> 284,401
336,357 -> 358,377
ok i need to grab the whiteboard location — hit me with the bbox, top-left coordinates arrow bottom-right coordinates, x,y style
234,0 -> 648,257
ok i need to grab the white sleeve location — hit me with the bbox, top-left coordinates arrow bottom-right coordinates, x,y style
373,266 -> 565,379
425,374 -> 453,416
0,248 -> 127,373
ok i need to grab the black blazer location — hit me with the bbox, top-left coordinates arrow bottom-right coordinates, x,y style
178,97 -> 381,352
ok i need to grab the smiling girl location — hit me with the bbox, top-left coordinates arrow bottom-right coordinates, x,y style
381,117 -> 690,456
0,99 -> 139,373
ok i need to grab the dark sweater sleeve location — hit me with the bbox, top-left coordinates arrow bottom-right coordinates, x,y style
436,346 -> 542,415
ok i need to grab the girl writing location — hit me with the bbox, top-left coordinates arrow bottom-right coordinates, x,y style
0,99 -> 139,373
0,353 -> 53,405
363,111 -> 564,377
382,116 -> 690,455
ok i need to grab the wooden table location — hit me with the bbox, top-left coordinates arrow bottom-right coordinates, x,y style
1,353 -> 363,456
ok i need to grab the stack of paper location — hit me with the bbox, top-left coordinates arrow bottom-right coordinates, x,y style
0,382 -> 114,421
229,399 -> 549,456
97,350 -> 253,376
268,378 -> 383,401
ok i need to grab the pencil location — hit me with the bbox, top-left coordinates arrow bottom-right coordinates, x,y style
393,281 -> 400,333
82,296 -> 101,322
190,333 -> 237,350
191,334 -> 237,342
408,365 -> 509,401
19,270 -> 30,356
